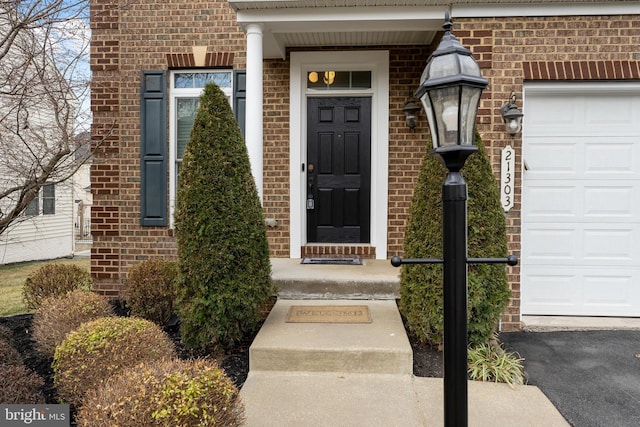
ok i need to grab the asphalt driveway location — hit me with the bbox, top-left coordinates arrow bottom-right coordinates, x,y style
501,330 -> 640,427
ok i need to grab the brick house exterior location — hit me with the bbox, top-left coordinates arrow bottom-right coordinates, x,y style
90,0 -> 640,331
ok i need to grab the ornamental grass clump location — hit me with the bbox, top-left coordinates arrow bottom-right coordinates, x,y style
125,259 -> 179,327
53,316 -> 176,407
23,263 -> 92,310
468,342 -> 525,387
174,82 -> 274,350
400,131 -> 511,348
76,359 -> 244,427
32,290 -> 115,356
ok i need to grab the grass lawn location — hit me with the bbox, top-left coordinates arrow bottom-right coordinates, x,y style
0,257 -> 91,316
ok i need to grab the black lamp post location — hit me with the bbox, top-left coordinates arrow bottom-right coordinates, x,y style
391,11 -> 517,427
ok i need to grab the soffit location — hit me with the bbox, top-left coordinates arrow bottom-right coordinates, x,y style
229,1 -> 640,59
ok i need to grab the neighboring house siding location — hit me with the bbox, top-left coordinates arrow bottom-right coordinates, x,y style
0,183 -> 74,264
89,0 -> 640,328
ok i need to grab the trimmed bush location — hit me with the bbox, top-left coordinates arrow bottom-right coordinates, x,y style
400,132 -> 511,347
23,263 -> 92,310
77,359 -> 244,427
53,316 -> 176,406
174,83 -> 274,350
0,363 -> 45,404
0,338 -> 23,367
125,259 -> 179,327
32,290 -> 115,356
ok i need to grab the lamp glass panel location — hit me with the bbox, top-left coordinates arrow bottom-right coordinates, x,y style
459,55 -> 482,77
460,86 -> 482,146
428,55 -> 459,79
429,86 -> 460,147
419,92 -> 439,148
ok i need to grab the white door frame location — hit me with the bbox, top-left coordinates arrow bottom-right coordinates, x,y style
289,50 -> 389,259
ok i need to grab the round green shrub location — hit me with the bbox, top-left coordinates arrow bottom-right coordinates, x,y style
77,359 -> 244,427
400,132 -> 511,347
0,338 -> 23,367
32,290 -> 115,356
125,259 -> 179,327
174,82 -> 274,350
0,363 -> 45,404
53,316 -> 176,406
23,263 -> 93,310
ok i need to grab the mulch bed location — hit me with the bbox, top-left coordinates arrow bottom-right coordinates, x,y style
0,307 -> 442,422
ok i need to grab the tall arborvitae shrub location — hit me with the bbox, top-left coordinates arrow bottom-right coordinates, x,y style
400,132 -> 510,348
174,83 -> 273,350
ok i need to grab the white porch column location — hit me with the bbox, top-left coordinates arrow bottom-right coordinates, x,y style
245,23 -> 264,202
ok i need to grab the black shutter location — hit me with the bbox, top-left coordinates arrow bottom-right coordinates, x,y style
140,70 -> 167,226
234,70 -> 246,137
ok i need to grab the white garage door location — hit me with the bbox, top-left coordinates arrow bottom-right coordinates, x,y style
522,82 -> 640,316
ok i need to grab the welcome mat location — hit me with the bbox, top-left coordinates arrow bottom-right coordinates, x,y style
300,257 -> 362,265
286,305 -> 372,323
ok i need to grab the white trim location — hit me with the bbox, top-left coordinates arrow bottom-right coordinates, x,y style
290,50 -> 389,259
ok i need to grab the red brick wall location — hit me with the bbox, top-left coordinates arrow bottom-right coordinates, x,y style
455,14 -> 640,330
90,2 -> 640,328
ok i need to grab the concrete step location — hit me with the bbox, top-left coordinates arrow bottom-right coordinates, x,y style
249,299 -> 412,374
271,258 -> 400,300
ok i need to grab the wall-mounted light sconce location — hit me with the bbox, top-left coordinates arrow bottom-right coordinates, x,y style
501,92 -> 524,137
403,95 -> 421,130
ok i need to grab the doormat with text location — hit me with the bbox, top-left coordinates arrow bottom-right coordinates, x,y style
286,305 -> 372,323
300,257 -> 362,265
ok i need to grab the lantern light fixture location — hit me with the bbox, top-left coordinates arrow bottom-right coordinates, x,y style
501,92 -> 524,136
402,95 -> 421,130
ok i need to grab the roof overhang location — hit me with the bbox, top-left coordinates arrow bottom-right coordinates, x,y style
229,1 -> 640,59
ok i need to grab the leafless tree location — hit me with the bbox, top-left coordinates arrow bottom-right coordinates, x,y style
0,0 -> 95,236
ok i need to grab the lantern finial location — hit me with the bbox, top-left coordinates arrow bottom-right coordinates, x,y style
443,9 -> 453,33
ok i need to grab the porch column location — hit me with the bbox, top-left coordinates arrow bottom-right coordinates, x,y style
245,23 -> 264,202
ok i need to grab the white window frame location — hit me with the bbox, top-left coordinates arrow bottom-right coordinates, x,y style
168,69 -> 233,227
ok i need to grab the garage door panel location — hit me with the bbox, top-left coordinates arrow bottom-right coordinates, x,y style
585,141 -> 637,175
522,267 -> 640,316
523,186 -> 578,219
524,226 -> 579,262
523,139 -> 578,175
584,185 -> 637,218
583,228 -> 635,262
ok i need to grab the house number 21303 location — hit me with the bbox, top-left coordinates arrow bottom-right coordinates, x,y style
501,145 -> 515,212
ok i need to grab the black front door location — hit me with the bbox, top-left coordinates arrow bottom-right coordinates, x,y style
306,97 -> 371,243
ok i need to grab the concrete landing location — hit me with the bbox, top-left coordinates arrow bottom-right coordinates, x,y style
249,299 -> 412,374
271,258 -> 400,300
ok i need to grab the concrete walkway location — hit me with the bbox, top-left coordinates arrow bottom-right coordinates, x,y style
240,269 -> 569,427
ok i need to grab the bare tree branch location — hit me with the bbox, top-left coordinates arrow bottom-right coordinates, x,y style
0,0 -> 103,236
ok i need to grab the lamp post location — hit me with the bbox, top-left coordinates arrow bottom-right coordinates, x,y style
391,11 -> 517,427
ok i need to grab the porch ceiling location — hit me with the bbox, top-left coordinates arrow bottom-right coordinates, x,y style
230,0 -> 640,59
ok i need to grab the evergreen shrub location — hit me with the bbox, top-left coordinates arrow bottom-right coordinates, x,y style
125,259 -> 179,327
400,132 -> 511,347
32,290 -> 114,356
23,263 -> 92,310
53,316 -> 175,406
174,83 -> 274,350
77,359 -> 244,427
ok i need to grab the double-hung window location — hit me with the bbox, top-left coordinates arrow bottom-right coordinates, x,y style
25,184 -> 55,216
169,70 -> 233,225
